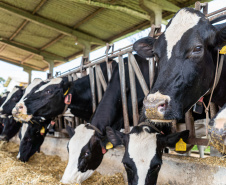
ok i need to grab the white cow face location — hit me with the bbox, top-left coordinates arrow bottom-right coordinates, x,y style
106,126 -> 189,185
61,124 -> 106,184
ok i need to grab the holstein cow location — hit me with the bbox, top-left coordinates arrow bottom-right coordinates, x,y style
61,55 -> 149,184
133,8 -> 226,126
17,118 -> 51,162
209,103 -> 226,154
0,92 -> 9,133
106,125 -> 189,185
12,61 -> 117,122
0,87 -> 24,141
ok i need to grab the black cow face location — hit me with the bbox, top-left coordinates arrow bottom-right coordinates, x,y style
133,8 -> 226,121
61,124 -> 107,184
106,126 -> 189,185
0,116 -> 22,141
17,120 -> 49,162
14,77 -> 70,122
0,86 -> 24,116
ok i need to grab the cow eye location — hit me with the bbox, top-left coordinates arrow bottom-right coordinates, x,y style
45,90 -> 51,94
84,151 -> 90,158
192,46 -> 202,53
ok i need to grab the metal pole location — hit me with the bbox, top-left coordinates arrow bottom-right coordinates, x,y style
89,66 -> 96,112
118,55 -> 130,133
129,53 -> 149,96
96,64 -> 107,91
128,54 -> 139,126
185,110 -> 195,139
149,58 -> 155,89
75,117 -> 79,127
95,66 -> 102,103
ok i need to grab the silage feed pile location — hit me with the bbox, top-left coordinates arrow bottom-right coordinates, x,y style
0,141 -> 125,185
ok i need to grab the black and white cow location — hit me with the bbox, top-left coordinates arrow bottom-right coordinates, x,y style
61,55 -> 150,184
0,87 -> 24,141
17,118 -> 51,162
0,116 -> 22,141
12,62 -> 116,122
0,92 -> 9,134
106,125 -> 189,185
133,8 -> 226,122
0,86 -> 24,117
209,103 -> 226,154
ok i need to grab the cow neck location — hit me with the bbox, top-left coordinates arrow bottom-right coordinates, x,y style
90,65 -> 122,135
68,76 -> 93,120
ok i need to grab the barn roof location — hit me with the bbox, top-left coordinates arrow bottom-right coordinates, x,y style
0,0 -> 210,71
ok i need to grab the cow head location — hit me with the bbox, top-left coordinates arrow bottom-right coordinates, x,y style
0,86 -> 24,117
61,124 -> 108,184
13,77 -> 70,122
106,126 -> 189,185
0,116 -> 22,141
133,8 -> 226,121
17,120 -> 49,162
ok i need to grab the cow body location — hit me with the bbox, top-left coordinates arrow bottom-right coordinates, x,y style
61,55 -> 150,184
133,8 -> 226,122
106,125 -> 189,185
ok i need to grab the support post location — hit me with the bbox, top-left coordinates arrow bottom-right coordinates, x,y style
44,58 -> 55,78
105,43 -> 114,82
23,67 -> 32,84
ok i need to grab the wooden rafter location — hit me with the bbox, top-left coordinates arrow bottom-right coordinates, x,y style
0,55 -> 43,71
0,2 -> 106,46
0,38 -> 67,62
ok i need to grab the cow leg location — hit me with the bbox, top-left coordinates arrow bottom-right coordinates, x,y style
197,145 -> 204,158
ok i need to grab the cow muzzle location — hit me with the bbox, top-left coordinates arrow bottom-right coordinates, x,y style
0,134 -> 8,141
143,91 -> 172,122
12,102 -> 32,122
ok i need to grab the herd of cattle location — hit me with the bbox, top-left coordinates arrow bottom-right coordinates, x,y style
0,7 -> 225,185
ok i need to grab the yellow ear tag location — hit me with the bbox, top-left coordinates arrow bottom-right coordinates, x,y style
106,142 -> 113,150
219,46 -> 226,54
64,88 -> 69,96
175,138 -> 186,151
40,127 -> 45,134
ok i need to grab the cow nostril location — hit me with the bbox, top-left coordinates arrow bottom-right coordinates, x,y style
19,106 -> 23,109
157,102 -> 168,113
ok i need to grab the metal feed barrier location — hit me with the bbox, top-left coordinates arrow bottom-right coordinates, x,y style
51,2 -> 226,148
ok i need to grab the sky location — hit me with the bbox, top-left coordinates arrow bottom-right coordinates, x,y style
0,0 -> 225,93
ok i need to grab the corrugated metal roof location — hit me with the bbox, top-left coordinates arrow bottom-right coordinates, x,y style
0,0 -> 211,72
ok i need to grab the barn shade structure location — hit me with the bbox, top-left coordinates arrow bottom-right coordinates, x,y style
0,0 -> 211,82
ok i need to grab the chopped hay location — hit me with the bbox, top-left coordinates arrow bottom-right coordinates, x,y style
0,141 -> 125,185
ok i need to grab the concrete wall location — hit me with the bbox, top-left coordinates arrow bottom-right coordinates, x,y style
11,135 -> 226,185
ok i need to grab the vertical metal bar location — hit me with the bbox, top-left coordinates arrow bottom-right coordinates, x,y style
128,54 -> 139,126
149,58 -> 155,90
118,55 -> 130,133
210,102 -> 218,119
72,73 -> 78,80
68,74 -> 73,82
58,116 -> 63,131
129,53 -> 149,96
75,117 -> 79,127
95,65 -> 102,103
71,118 -> 75,128
185,110 -> 195,139
89,67 -> 97,112
106,61 -> 112,82
96,64 -> 107,91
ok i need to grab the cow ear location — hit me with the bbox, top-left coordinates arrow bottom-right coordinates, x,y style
66,124 -> 75,138
158,130 -> 189,148
106,126 -> 125,147
133,36 -> 156,58
214,26 -> 226,49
